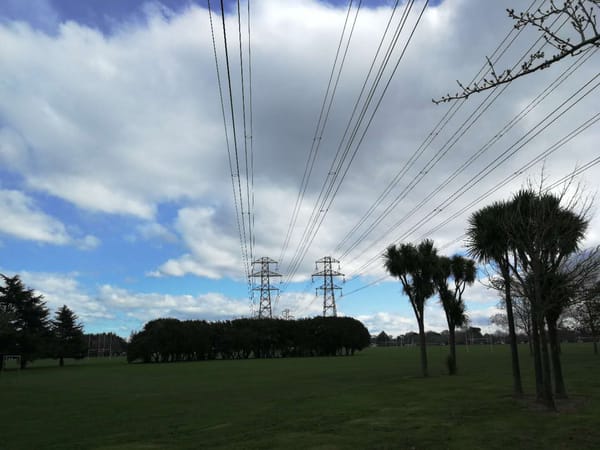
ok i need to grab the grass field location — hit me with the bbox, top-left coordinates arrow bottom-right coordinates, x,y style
1,344 -> 599,449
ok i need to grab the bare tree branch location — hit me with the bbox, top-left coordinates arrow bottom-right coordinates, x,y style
433,0 -> 600,104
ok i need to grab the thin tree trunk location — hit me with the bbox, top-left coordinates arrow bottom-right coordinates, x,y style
531,312 -> 544,400
502,264 -> 523,396
546,315 -> 567,397
538,321 -> 557,410
449,325 -> 457,375
418,319 -> 428,378
59,356 -> 64,367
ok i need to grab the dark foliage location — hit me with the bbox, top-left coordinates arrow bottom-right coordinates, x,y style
85,333 -> 128,357
0,274 -> 50,368
127,316 -> 371,363
50,305 -> 87,367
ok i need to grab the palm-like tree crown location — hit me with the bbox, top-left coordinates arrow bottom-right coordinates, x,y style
384,239 -> 438,309
465,201 -> 512,264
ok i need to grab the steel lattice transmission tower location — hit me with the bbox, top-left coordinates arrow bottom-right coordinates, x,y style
312,256 -> 344,317
250,257 -> 281,319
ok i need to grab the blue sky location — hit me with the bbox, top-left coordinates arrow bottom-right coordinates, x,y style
0,0 -> 597,337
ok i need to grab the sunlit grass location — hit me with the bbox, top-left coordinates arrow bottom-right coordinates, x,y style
1,344 -> 599,449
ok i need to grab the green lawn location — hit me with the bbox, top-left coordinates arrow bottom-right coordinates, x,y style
1,344 -> 599,449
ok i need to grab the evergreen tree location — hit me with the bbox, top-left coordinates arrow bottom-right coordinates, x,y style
0,275 -> 50,368
51,305 -> 86,366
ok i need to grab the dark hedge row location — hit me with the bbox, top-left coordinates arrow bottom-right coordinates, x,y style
127,316 -> 371,363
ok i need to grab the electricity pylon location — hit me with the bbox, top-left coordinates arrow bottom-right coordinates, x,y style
312,256 -> 344,317
250,257 -> 281,319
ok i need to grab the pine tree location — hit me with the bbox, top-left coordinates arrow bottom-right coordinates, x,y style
51,305 -> 86,366
0,275 -> 50,368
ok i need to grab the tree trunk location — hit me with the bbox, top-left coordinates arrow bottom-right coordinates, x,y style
593,337 -> 598,356
449,325 -> 457,375
59,356 -> 64,367
546,315 -> 567,397
538,321 -> 557,410
417,319 -> 428,377
531,312 -> 544,400
501,264 -> 523,396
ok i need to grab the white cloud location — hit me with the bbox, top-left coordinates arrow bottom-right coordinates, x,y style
98,285 -> 250,322
0,189 -> 99,248
0,0 -> 597,324
0,189 -> 70,244
3,270 -> 255,333
357,303 -> 504,337
135,222 -> 178,243
16,271 -> 112,323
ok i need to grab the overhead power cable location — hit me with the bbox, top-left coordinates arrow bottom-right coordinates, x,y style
283,0 -> 430,289
343,148 -> 600,299
236,0 -> 254,265
208,0 -> 250,282
334,0 -> 547,255
279,0 -> 361,265
336,3 -> 568,262
343,45 -> 596,264
247,0 -> 256,259
349,75 -> 600,279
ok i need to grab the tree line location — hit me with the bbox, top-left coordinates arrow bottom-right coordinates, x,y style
127,316 -> 371,363
385,185 -> 600,410
0,274 -> 86,368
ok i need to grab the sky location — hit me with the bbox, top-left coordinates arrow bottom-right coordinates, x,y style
0,0 -> 598,338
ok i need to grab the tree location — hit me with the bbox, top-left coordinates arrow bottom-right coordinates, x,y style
466,202 -> 524,396
433,255 -> 475,374
571,280 -> 600,354
0,275 -> 50,368
505,188 -> 589,407
51,305 -> 86,366
562,249 -> 600,354
375,331 -> 392,346
435,0 -> 600,103
384,239 -> 438,377
491,290 -> 534,354
127,317 -> 370,363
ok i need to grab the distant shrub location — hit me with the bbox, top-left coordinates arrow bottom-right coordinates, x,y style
127,316 -> 370,363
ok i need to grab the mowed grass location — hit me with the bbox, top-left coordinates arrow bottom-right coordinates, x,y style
1,344 -> 599,449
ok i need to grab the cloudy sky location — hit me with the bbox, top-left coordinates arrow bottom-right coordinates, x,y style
0,0 -> 598,337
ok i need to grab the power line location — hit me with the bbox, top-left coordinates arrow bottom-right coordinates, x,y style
343,150 -> 600,299
336,4 -> 569,261
349,81 -> 600,280
279,0 -> 361,265
247,0 -> 256,260
414,111 -> 600,242
236,0 -> 254,266
344,46 -> 597,265
219,0 -> 251,280
289,0 -> 552,278
334,0 -> 546,255
208,0 -> 249,282
283,0 -> 430,289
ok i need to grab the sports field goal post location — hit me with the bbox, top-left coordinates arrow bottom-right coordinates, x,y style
2,355 -> 21,370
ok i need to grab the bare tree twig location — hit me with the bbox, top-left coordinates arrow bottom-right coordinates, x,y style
433,0 -> 600,104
